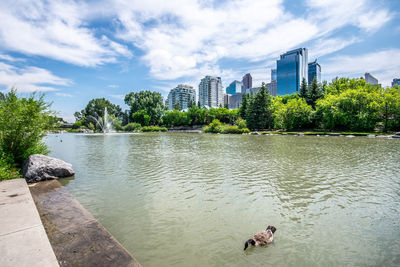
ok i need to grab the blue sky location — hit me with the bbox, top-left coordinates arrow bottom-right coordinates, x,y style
0,0 -> 399,121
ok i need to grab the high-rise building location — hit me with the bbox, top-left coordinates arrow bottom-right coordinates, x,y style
242,73 -> 252,93
167,84 -> 196,110
392,78 -> 400,87
308,60 -> 321,83
266,80 -> 277,96
271,69 -> 277,81
199,76 -> 224,108
277,48 -> 308,95
226,80 -> 242,95
365,73 -> 378,85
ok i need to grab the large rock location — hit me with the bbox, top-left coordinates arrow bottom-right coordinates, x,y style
22,154 -> 75,183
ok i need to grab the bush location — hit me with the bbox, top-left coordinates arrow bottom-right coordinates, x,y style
0,154 -> 19,180
140,126 -> 167,132
162,110 -> 189,127
272,98 -> 314,130
236,118 -> 247,129
132,110 -> 151,126
203,119 -> 223,133
124,123 -> 141,132
0,90 -> 51,166
223,125 -> 250,134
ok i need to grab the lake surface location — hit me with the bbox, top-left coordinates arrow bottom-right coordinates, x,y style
45,133 -> 400,266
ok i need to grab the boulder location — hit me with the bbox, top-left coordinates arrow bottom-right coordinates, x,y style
22,154 -> 75,183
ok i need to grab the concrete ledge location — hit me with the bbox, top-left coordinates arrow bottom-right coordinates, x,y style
0,179 -> 59,267
29,180 -> 141,267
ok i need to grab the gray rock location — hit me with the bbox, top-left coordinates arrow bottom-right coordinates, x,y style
395,132 -> 400,136
22,154 -> 75,183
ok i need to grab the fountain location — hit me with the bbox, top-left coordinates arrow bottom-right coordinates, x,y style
87,107 -> 114,133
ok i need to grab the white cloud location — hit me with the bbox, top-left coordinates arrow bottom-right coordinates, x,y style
0,62 -> 71,92
0,1 -> 132,67
55,92 -> 73,97
108,84 -> 120,88
323,49 -> 400,86
309,37 -> 361,59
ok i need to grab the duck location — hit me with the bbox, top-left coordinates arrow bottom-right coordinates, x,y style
244,225 -> 277,250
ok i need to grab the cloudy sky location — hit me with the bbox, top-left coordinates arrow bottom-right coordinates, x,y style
0,0 -> 399,121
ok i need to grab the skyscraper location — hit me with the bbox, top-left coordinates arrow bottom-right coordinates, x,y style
199,76 -> 224,108
392,78 -> 400,87
308,60 -> 321,83
365,73 -> 378,85
271,69 -> 277,81
277,48 -> 308,95
242,73 -> 252,93
167,84 -> 196,110
226,80 -> 242,95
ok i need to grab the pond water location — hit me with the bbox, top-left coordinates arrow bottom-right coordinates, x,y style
45,133 -> 400,266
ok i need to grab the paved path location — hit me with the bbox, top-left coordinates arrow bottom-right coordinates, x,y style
29,180 -> 141,267
0,179 -> 59,267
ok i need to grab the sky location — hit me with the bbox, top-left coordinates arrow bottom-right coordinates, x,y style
0,0 -> 399,122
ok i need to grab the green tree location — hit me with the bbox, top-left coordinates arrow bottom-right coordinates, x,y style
272,97 -> 314,130
239,93 -> 249,119
307,77 -> 323,109
300,78 -> 308,99
162,110 -> 189,127
246,85 -> 272,130
132,110 -> 151,126
124,91 -> 165,125
0,90 -> 52,166
174,103 -> 181,110
187,106 -> 206,126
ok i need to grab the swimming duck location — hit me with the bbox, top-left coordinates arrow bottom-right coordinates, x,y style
244,225 -> 277,250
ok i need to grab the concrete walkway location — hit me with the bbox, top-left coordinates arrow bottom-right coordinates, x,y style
29,180 -> 141,267
0,179 -> 59,267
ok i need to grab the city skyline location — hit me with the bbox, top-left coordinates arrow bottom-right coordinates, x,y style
0,0 -> 399,121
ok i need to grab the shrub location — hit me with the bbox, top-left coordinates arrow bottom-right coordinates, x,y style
140,126 -> 167,132
236,118 -> 247,129
223,125 -> 250,134
0,154 -> 19,180
203,119 -> 223,133
132,110 -> 151,126
124,123 -> 141,132
0,90 -> 51,166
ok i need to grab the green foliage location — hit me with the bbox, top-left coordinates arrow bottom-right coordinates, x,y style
187,106 -> 206,126
163,110 -> 189,127
207,108 -> 238,124
239,93 -> 249,118
272,97 -> 314,130
235,118 -> 247,129
173,103 -> 181,110
300,78 -> 308,98
203,119 -> 249,134
316,86 -> 383,131
124,90 -> 165,125
246,85 -> 272,130
132,110 -> 151,126
280,93 -> 300,104
307,77 -> 324,109
123,123 -> 141,132
0,154 -> 20,180
140,126 -> 167,132
0,90 -> 51,166
383,87 -> 400,131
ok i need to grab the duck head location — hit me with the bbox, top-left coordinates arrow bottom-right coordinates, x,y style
266,225 -> 277,233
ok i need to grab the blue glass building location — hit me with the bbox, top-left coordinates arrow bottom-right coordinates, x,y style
277,48 -> 308,95
226,80 -> 242,95
391,78 -> 400,87
271,69 -> 277,81
308,60 -> 321,83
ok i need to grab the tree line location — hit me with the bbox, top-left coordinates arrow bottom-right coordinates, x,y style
73,77 -> 400,132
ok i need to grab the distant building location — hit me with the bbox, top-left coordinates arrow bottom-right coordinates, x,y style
308,60 -> 321,83
167,84 -> 196,110
392,78 -> 400,87
242,73 -> 252,93
225,93 -> 244,109
226,80 -> 242,95
266,80 -> 277,96
365,73 -> 378,85
199,76 -> 224,108
271,69 -> 277,81
277,48 -> 308,95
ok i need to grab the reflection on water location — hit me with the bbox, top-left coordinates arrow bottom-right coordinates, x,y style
45,133 -> 400,267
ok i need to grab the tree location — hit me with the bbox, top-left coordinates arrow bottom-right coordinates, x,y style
162,110 -> 189,127
272,98 -> 314,130
124,91 -> 165,125
246,85 -> 272,130
307,77 -> 323,109
174,103 -> 181,110
0,90 -> 52,165
300,77 -> 308,99
187,106 -> 206,126
132,110 -> 151,126
239,93 -> 249,119
83,98 -> 122,120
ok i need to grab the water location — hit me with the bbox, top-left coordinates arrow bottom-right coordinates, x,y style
45,133 -> 400,266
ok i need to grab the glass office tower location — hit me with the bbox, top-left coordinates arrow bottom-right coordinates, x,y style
277,48 -> 308,95
308,60 -> 321,83
226,80 -> 242,95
